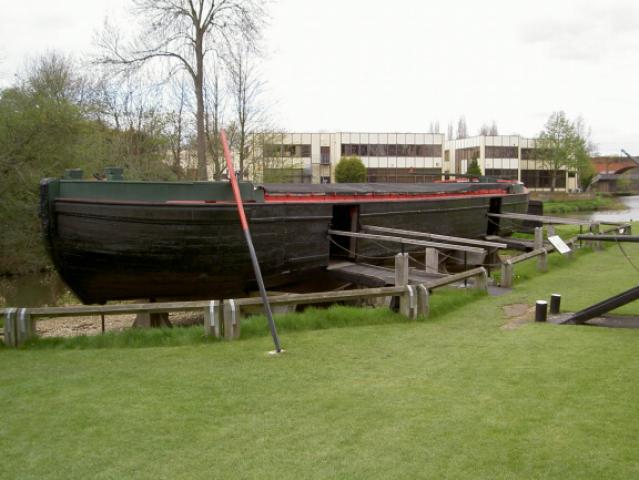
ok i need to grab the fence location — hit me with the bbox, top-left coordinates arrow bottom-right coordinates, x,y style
2,266 -> 488,348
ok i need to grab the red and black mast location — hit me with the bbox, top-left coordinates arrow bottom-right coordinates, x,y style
220,129 -> 282,353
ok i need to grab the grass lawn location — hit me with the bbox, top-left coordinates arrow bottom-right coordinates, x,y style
542,195 -> 626,214
3,242 -> 639,479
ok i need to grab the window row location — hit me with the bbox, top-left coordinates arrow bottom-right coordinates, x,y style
341,143 -> 442,158
263,144 -> 311,158
455,147 -> 480,162
521,170 -> 567,189
367,168 -> 443,183
485,146 -> 518,159
484,169 -> 518,180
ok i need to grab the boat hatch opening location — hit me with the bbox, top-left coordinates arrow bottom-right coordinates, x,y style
487,197 -> 502,236
330,205 -> 359,258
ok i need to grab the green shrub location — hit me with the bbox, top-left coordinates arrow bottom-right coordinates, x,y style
335,156 -> 366,183
467,159 -> 482,176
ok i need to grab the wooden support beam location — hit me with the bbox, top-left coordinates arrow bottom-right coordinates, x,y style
417,285 -> 430,317
3,308 -> 17,347
425,248 -> 439,274
488,212 -> 624,226
203,300 -> 221,338
3,308 -> 35,347
501,262 -> 514,288
590,223 -> 603,251
537,250 -> 548,272
16,309 -> 35,346
533,227 -> 544,250
395,253 -> 411,318
406,285 -> 418,320
328,229 -> 485,254
362,225 -> 507,249
574,234 -> 639,242
474,269 -> 488,292
223,300 -> 241,340
423,267 -> 488,290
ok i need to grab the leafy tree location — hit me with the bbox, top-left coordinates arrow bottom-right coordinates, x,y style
335,156 -> 366,183
0,53 -> 175,275
536,111 -> 591,192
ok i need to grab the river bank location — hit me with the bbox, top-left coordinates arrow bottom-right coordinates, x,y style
531,192 -> 627,214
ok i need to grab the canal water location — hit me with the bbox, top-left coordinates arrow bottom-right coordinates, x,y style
3,196 -> 639,308
573,195 -> 639,224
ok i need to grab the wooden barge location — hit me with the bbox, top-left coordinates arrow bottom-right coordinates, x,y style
40,179 -> 528,304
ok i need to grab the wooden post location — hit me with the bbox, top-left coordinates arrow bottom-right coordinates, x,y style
546,225 -> 556,237
537,249 -> 548,272
550,294 -> 562,314
134,299 -> 172,328
424,248 -> 439,274
395,253 -> 410,317
203,300 -> 221,338
474,268 -> 488,292
535,300 -> 548,322
591,223 -> 602,251
534,227 -> 544,250
417,285 -> 430,317
223,299 -> 241,340
405,285 -> 417,320
3,308 -> 17,347
16,308 -> 34,346
501,261 -> 514,288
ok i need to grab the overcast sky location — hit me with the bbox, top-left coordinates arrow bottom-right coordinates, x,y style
1,0 -> 638,154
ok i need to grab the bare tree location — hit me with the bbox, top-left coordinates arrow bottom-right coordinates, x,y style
428,121 -> 440,134
205,62 -> 225,179
447,122 -> 454,140
166,75 -> 190,178
97,0 -> 265,180
456,116 -> 468,139
226,43 -> 264,179
478,121 -> 498,136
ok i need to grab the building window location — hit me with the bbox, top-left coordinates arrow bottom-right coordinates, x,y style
521,170 -> 567,189
455,147 -> 480,162
367,168 -> 441,183
484,169 -> 518,180
485,146 -> 518,158
339,143 -> 443,158
264,144 -> 311,158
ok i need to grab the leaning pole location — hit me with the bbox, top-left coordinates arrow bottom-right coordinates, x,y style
220,129 -> 283,353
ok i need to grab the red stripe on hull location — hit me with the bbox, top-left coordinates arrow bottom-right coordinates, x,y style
263,189 -> 509,203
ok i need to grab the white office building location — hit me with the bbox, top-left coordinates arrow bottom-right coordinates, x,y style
242,132 -> 576,191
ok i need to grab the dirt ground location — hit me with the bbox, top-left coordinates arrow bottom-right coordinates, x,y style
35,312 -> 203,338
501,303 -> 534,330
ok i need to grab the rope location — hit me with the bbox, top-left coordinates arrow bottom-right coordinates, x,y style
613,236 -> 639,275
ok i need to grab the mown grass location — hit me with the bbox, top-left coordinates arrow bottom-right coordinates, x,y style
3,241 -> 639,478
543,195 -> 625,214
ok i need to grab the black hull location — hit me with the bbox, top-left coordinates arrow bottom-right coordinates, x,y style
41,182 -> 527,303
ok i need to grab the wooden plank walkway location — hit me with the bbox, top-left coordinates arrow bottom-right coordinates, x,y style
361,225 -> 507,249
327,261 -> 445,287
328,229 -> 485,254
